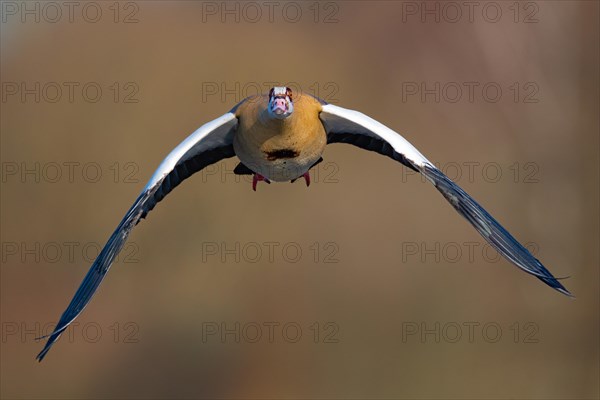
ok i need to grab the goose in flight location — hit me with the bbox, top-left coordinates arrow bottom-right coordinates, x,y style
36,86 -> 572,361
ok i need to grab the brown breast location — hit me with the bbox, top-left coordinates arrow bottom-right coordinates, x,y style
232,93 -> 327,181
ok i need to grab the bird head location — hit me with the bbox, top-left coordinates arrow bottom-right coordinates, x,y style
267,86 -> 294,119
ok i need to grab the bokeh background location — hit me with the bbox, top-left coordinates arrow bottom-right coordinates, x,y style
1,1 -> 598,399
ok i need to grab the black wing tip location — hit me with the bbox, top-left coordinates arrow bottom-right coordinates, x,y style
553,285 -> 575,298
421,164 -> 575,298
36,344 -> 52,362
35,190 -> 152,363
560,289 -> 576,299
540,276 -> 574,298
35,327 -> 65,362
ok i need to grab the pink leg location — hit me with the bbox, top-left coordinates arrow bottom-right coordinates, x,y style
252,174 -> 270,191
303,172 -> 310,187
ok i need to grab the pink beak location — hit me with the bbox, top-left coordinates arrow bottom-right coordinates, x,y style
271,98 -> 287,114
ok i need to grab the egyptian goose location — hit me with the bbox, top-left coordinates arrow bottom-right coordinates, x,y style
36,86 -> 572,361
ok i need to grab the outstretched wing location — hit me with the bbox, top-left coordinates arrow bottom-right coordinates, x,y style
36,112 -> 238,361
320,103 -> 572,297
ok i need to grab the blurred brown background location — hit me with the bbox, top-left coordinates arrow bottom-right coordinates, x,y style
1,1 -> 598,399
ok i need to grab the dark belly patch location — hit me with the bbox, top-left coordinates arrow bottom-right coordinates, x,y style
265,149 -> 299,161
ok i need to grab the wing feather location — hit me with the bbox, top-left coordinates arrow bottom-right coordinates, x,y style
320,103 -> 572,297
36,112 -> 238,361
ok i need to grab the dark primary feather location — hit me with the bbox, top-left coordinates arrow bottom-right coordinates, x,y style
36,189 -> 155,361
322,107 -> 571,297
143,146 -> 235,218
419,164 -> 572,296
37,136 -> 236,361
327,131 -> 418,172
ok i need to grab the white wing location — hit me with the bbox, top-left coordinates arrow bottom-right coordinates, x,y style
320,103 -> 572,297
36,112 -> 238,361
